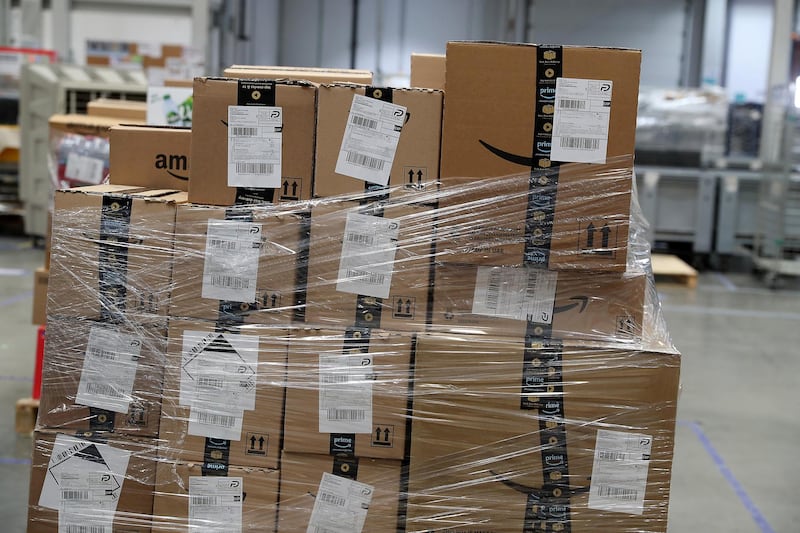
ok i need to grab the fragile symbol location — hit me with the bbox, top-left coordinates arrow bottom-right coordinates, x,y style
371,424 -> 394,447
392,297 -> 415,319
280,178 -> 301,200
245,433 -> 267,456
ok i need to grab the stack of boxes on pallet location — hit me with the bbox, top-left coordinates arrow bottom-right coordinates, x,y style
28,42 -> 680,533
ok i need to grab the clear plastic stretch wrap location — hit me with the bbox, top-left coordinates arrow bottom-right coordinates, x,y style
29,149 -> 680,533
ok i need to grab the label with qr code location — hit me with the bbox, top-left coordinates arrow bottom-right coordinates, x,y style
319,353 -> 373,434
336,212 -> 400,299
335,94 -> 407,186
227,105 -> 282,188
588,429 -> 652,515
76,326 -> 142,414
202,220 -> 263,302
471,266 -> 558,323
551,78 -> 613,164
189,476 -> 243,533
307,472 -> 374,533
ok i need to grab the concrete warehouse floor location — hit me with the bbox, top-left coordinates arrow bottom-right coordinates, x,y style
0,233 -> 798,532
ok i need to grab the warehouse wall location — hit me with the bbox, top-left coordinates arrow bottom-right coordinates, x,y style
725,0 -> 773,102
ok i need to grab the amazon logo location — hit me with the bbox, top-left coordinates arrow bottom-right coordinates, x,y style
154,153 -> 189,181
553,296 -> 588,314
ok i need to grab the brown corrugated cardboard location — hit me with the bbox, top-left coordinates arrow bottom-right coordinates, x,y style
430,263 -> 646,340
438,41 -> 641,270
278,452 -> 402,533
158,320 -> 287,470
109,125 -> 191,191
410,53 -> 445,90
167,203 -> 304,325
152,461 -> 279,532
47,185 -> 186,322
313,84 -> 443,198
87,98 -> 148,121
189,77 -> 316,205
37,317 -> 165,437
27,429 -> 157,533
406,333 -> 680,533
304,201 -> 433,332
283,329 -> 413,460
49,113 -> 140,137
32,267 -> 48,325
224,65 -> 373,85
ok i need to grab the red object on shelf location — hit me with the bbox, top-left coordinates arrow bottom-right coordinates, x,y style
32,325 -> 45,400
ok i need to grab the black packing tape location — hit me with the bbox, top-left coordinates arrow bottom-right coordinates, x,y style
98,195 -> 133,322
362,86 -> 392,200
202,438 -> 231,476
293,211 -> 311,322
233,80 -> 278,206
234,187 -> 276,205
88,407 -> 115,432
332,455 -> 360,480
216,208 -> 256,326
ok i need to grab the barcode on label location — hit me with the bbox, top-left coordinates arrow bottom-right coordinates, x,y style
350,114 -> 378,130
346,151 -> 385,170
211,274 -> 250,289
345,269 -> 385,285
346,232 -> 375,246
235,162 -> 274,174
596,485 -> 638,501
86,382 -> 124,399
191,496 -> 219,506
321,374 -> 350,384
88,347 -> 117,361
312,528 -> 338,533
318,492 -> 347,507
195,410 -> 237,428
327,408 -> 366,421
598,450 -> 627,461
198,376 -> 225,390
64,526 -> 108,533
231,126 -> 258,136
61,490 -> 90,501
485,271 -> 501,310
209,239 -> 237,251
560,137 -> 600,150
559,99 -> 587,110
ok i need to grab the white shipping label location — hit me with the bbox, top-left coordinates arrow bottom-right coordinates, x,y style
307,472 -> 374,533
39,434 -> 130,513
227,105 -> 283,188
319,353 -> 374,434
202,220 -> 263,302
336,213 -> 400,299
472,267 -> 558,324
188,406 -> 245,441
588,429 -> 653,515
65,152 -> 106,184
551,78 -> 613,164
76,326 -> 142,414
334,94 -> 407,186
189,476 -> 243,533
58,469 -> 117,533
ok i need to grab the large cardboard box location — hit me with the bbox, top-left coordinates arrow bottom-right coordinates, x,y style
313,84 -> 443,198
224,65 -> 373,85
48,185 -> 186,322
406,333 -> 680,533
437,41 -> 641,270
189,77 -> 316,205
32,266 -> 48,325
304,201 -> 433,332
168,203 -> 305,325
283,329 -> 413,460
431,263 -> 646,341
37,317 -> 165,437
27,429 -> 157,533
410,53 -> 445,90
87,98 -> 148,121
152,461 -> 279,532
109,125 -> 191,191
278,452 -> 402,533
158,320 -> 288,470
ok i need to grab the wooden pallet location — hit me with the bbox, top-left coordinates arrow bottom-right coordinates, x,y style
651,254 -> 698,288
15,398 -> 39,434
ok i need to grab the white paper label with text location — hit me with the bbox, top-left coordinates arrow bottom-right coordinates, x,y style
227,105 -> 282,188
319,353 -> 374,434
202,220 -> 262,302
551,78 -> 613,164
336,213 -> 399,299
307,472 -> 374,533
589,429 -> 653,515
472,267 -> 558,323
189,476 -> 243,533
76,326 -> 142,414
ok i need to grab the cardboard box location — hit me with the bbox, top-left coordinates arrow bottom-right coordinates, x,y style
27,429 -> 157,533
304,201 -> 433,332
224,65 -> 373,85
87,98 -> 148,121
410,53 -> 445,90
47,185 -> 186,322
189,77 -> 316,205
158,319 -> 288,470
406,333 -> 680,533
152,461 -> 279,532
37,316 -> 165,437
167,203 -> 305,325
109,125 -> 191,191
49,113 -> 139,137
438,41 -> 641,270
430,263 -> 646,341
313,84 -> 443,198
32,267 -> 48,325
283,329 -> 413,460
278,452 -> 402,533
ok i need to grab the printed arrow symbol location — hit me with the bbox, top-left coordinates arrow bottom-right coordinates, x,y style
586,222 -> 595,248
553,296 -> 589,314
250,435 -> 256,449
283,180 -> 289,195
408,169 -> 414,184
417,170 -> 423,184
258,436 -> 265,450
479,140 -> 534,167
600,224 -> 611,248
291,181 -> 298,196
